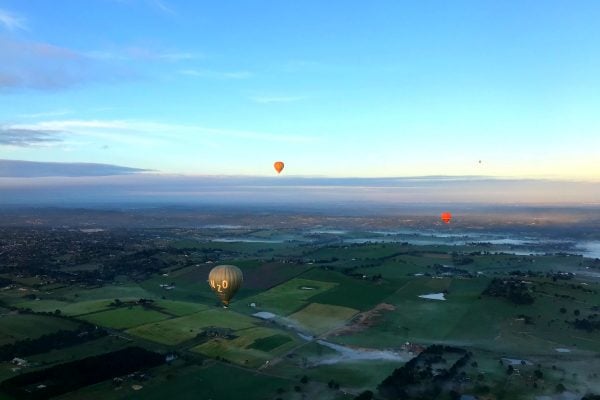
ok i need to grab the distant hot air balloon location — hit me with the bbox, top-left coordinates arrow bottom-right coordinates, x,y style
274,161 -> 284,174
441,212 -> 452,224
208,265 -> 243,307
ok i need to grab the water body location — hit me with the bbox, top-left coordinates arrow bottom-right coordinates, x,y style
574,241 -> 600,259
211,238 -> 284,243
202,224 -> 246,229
419,293 -> 446,301
501,358 -> 533,366
555,348 -> 571,353
252,311 -> 276,320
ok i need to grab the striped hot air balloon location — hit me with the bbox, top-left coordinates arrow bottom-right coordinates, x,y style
208,265 -> 243,307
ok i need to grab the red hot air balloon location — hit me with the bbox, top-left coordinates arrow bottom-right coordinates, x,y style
274,161 -> 284,174
441,212 -> 452,224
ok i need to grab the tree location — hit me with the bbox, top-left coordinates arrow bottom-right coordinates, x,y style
354,390 -> 374,400
555,383 -> 566,393
300,375 -> 308,384
507,365 -> 514,375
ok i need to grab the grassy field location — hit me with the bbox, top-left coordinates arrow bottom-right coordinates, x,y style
79,307 -> 172,330
1,234 -> 599,400
127,308 -> 257,345
191,327 -> 300,368
122,363 -> 299,400
53,362 -> 306,400
300,268 -> 400,311
14,299 -> 113,316
288,303 -> 359,335
0,314 -> 80,346
152,300 -> 210,316
244,278 -> 338,315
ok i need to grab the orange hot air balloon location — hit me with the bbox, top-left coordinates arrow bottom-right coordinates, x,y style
441,212 -> 452,224
274,161 -> 284,174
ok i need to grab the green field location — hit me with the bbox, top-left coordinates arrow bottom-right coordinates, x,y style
192,327 -> 299,368
302,268 -> 401,311
2,231 -> 600,400
152,300 -> 210,316
14,299 -> 113,316
288,303 -> 359,335
79,307 -> 172,330
127,309 -> 257,345
0,314 -> 80,346
244,278 -> 338,315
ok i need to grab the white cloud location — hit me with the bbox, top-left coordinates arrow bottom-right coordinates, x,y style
18,109 -> 73,119
0,9 -> 26,31
11,119 -> 319,144
151,0 -> 176,15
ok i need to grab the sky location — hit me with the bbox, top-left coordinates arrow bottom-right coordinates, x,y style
0,1 -> 599,205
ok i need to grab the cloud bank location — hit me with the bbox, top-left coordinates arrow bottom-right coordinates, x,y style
0,172 -> 598,206
0,127 -> 62,147
0,159 -> 149,178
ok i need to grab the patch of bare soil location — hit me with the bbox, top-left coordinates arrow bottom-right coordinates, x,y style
329,303 -> 395,336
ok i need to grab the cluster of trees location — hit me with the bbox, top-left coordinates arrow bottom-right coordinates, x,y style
0,326 -> 106,362
570,317 -> 600,332
0,347 -> 164,400
377,345 -> 472,399
483,278 -> 535,305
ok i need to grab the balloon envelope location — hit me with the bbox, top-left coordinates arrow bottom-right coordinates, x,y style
274,161 -> 284,174
441,212 -> 452,224
208,265 -> 243,306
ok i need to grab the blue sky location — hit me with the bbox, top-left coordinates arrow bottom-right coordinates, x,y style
1,0 -> 599,180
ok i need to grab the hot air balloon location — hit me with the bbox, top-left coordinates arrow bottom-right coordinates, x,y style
441,212 -> 452,224
208,265 -> 243,307
274,161 -> 284,174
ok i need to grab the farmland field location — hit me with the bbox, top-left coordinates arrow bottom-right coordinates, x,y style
1,222 -> 600,400
191,327 -> 300,367
79,307 -> 171,330
127,309 -> 257,345
288,303 -> 359,335
244,278 -> 338,315
0,314 -> 80,346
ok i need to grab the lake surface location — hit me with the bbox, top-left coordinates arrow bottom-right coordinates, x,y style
419,293 -> 446,301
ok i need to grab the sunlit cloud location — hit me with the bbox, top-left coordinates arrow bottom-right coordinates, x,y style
10,119 -> 319,144
0,8 -> 26,31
